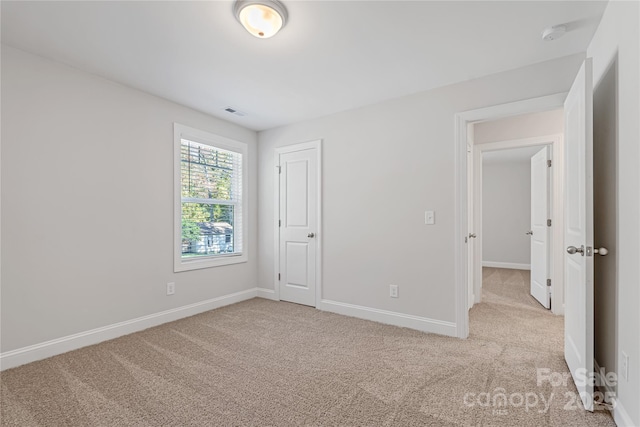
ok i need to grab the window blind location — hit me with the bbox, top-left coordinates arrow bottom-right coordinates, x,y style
180,138 -> 243,258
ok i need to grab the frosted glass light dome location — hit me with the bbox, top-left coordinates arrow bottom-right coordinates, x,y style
234,0 -> 288,39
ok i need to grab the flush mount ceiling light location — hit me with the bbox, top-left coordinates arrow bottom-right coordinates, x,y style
234,0 -> 288,39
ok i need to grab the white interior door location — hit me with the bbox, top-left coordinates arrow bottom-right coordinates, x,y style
467,143 -> 475,309
564,58 -> 594,411
278,145 -> 318,307
530,146 -> 550,308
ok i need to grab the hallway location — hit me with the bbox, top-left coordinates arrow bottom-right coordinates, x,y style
468,267 -> 614,425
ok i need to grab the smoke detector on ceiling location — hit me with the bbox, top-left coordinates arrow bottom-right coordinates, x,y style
542,25 -> 567,41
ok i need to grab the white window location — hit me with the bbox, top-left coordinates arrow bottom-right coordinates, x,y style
174,124 -> 248,272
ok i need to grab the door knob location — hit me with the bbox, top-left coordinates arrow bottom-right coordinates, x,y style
594,247 -> 609,256
307,233 -> 315,238
526,231 -> 533,236
567,245 -> 585,255
468,233 -> 477,238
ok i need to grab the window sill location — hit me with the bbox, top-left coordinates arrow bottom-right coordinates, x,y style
174,253 -> 248,272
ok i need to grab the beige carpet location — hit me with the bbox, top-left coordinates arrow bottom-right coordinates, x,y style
1,269 -> 614,426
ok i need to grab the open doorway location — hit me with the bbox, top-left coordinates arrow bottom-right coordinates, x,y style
468,109 -> 564,315
454,93 -> 567,339
482,144 -> 552,308
456,60 -> 608,415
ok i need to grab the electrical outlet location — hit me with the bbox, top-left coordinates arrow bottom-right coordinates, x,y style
621,352 -> 629,381
167,282 -> 175,296
389,284 -> 398,298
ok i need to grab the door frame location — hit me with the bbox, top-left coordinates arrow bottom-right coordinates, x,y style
273,140 -> 323,306
454,93 -> 566,338
473,135 -> 563,313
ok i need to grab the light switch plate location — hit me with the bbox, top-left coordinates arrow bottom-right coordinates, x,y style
425,210 -> 435,225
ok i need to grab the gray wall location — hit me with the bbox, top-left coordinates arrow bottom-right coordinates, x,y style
257,54 -> 585,324
481,159 -> 531,267
474,109 -> 563,144
1,47 -> 259,352
588,1 -> 640,423
593,54 -> 617,393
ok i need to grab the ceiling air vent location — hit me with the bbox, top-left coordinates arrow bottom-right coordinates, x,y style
224,107 -> 247,117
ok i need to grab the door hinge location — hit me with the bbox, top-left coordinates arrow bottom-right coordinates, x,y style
277,166 -> 282,174
547,219 -> 552,227
547,279 -> 551,287
278,273 -> 281,281
279,219 -> 281,227
547,159 -> 552,167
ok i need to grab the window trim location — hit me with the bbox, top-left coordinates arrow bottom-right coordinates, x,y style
174,123 -> 248,272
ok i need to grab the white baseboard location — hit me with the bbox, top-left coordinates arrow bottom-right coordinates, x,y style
317,299 -> 457,337
482,261 -> 531,270
0,288 -> 258,371
594,359 -> 636,427
256,287 -> 278,301
613,400 -> 635,427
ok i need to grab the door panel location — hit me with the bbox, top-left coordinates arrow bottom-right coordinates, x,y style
564,58 -> 594,411
530,147 -> 550,308
285,160 -> 309,227
285,242 -> 309,287
278,146 -> 318,307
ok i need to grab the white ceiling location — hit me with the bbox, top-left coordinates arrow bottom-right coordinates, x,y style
1,1 -> 607,131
